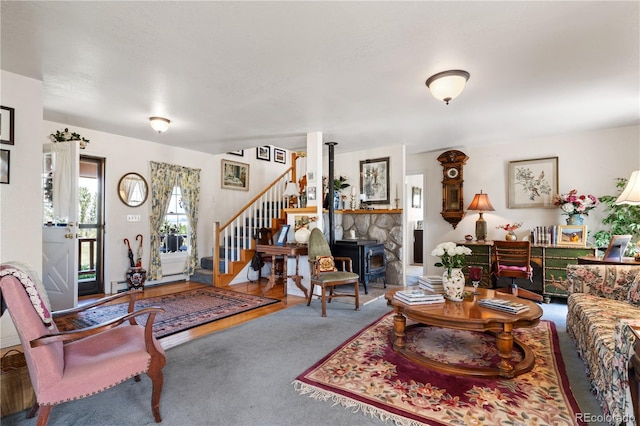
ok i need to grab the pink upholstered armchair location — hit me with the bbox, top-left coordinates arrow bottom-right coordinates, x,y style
0,264 -> 166,425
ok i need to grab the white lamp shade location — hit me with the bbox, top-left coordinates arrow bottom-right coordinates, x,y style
149,116 -> 171,133
615,170 -> 640,205
426,70 -> 470,104
284,181 -> 299,196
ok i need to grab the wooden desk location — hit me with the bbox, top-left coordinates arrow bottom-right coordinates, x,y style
256,243 -> 308,302
578,255 -> 640,265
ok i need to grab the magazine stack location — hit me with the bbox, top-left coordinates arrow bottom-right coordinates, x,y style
478,298 -> 529,314
417,276 -> 444,294
394,289 -> 444,305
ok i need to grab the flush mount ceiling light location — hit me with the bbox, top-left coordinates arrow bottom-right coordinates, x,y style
425,70 -> 470,105
149,116 -> 171,133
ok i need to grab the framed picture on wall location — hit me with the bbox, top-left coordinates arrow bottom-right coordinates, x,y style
274,148 -> 286,164
0,149 -> 9,184
602,234 -> 632,261
411,187 -> 421,208
228,150 -> 244,156
508,156 -> 558,208
0,106 -> 15,145
360,157 -> 389,204
257,146 -> 271,161
221,159 -> 249,191
557,225 -> 587,246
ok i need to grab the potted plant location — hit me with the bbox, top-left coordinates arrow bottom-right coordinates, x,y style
593,177 -> 640,256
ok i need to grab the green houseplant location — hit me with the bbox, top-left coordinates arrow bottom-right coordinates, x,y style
593,177 -> 640,256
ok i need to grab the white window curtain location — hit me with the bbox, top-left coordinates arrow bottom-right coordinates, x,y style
52,143 -> 72,221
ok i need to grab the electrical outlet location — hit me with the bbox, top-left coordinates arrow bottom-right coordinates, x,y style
127,215 -> 141,222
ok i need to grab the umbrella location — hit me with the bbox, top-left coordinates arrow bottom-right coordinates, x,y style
124,238 -> 135,268
135,234 -> 143,267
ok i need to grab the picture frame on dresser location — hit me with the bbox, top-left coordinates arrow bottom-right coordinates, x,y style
602,234 -> 632,262
0,106 -> 15,145
508,157 -> 558,208
557,225 -> 587,246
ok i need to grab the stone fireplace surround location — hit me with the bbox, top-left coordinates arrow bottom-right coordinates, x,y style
323,210 -> 403,286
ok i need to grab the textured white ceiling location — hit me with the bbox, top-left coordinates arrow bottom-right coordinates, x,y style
1,1 -> 638,155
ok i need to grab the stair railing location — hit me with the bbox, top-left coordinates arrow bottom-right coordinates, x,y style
213,167 -> 293,284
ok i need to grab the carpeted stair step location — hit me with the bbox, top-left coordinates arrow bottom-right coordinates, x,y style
190,268 -> 214,285
201,256 -> 214,270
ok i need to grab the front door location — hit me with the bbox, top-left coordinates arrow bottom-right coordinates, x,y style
42,142 -> 79,310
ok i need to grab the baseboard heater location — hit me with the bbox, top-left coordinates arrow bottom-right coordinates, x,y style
109,273 -> 189,294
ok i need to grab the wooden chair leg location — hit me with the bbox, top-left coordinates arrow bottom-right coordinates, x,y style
354,282 -> 360,311
306,283 -> 315,306
36,405 -> 53,426
321,285 -> 327,317
134,374 -> 141,382
148,369 -> 164,423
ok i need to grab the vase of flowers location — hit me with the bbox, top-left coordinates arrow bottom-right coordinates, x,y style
496,222 -> 523,241
431,242 -> 472,302
553,190 -> 599,225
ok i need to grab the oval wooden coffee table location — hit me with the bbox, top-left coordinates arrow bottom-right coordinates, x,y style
385,287 -> 543,378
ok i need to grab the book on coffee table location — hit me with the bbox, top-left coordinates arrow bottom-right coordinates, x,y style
478,298 -> 529,314
394,289 -> 444,305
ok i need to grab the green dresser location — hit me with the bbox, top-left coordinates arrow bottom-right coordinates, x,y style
460,241 -> 595,303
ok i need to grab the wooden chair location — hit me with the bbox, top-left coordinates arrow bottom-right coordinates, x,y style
492,240 -> 543,302
0,263 -> 166,425
307,228 -> 360,317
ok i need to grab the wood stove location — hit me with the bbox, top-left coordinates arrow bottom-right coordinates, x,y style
332,239 -> 387,294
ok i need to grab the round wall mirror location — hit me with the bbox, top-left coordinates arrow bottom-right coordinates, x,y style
118,172 -> 148,207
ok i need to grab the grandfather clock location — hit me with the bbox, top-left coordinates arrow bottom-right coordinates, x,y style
437,150 -> 469,229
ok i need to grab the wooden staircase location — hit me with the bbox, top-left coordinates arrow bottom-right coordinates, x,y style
190,168 -> 293,287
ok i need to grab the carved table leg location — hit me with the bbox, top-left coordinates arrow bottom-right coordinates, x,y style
393,308 -> 407,349
290,254 -> 308,299
496,323 -> 515,378
261,254 -> 278,296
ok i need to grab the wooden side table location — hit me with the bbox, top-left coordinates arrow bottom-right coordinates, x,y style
256,243 -> 308,302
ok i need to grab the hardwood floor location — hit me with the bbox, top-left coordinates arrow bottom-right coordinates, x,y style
80,279 -> 306,350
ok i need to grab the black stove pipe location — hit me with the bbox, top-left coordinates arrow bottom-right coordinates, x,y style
325,141 -> 337,247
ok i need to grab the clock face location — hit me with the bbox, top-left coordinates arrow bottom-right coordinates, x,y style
446,167 -> 459,179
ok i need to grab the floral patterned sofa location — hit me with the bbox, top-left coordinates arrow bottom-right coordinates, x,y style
566,264 -> 640,425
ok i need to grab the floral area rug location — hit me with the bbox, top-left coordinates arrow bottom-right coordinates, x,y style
293,314 -> 585,426
55,287 -> 279,338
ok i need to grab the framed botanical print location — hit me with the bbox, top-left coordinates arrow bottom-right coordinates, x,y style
508,157 -> 558,208
360,157 -> 389,204
257,146 -> 271,161
221,159 -> 249,191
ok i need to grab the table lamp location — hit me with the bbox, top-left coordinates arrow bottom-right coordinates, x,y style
615,170 -> 640,205
284,181 -> 299,208
467,190 -> 495,241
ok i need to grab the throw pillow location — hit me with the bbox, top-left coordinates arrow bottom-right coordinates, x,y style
317,256 -> 337,272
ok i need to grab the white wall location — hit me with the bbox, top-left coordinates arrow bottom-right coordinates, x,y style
407,125 -> 640,276
0,71 -> 44,347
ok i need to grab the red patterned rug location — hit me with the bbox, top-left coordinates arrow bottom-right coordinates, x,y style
55,287 -> 279,338
293,314 -> 585,426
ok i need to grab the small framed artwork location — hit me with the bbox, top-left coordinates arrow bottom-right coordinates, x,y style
602,235 -> 632,261
360,156 -> 390,204
557,225 -> 587,246
1,106 -> 15,145
0,149 -> 9,184
228,150 -> 244,156
307,186 -> 316,201
508,156 -> 558,208
275,224 -> 290,246
411,186 -> 422,208
274,148 -> 286,164
221,159 -> 249,191
307,171 -> 315,182
257,146 -> 271,161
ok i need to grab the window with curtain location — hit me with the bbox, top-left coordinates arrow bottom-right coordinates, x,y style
160,185 -> 189,253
